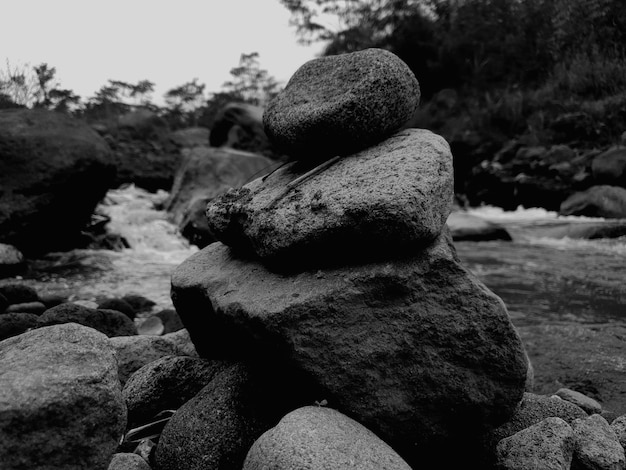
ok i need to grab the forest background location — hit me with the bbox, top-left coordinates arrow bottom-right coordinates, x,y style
3,0 -> 625,208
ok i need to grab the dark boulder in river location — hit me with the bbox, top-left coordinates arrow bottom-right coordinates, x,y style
559,185 -> 626,219
0,109 -> 115,256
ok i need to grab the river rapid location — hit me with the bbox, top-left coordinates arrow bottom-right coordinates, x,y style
4,186 -> 625,324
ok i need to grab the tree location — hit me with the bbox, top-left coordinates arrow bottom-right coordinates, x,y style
198,52 -> 282,129
49,88 -> 81,112
164,78 -> 206,127
0,60 -> 38,106
221,52 -> 281,106
279,0 -> 569,94
129,80 -> 155,106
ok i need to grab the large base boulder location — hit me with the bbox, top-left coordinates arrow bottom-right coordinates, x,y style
0,323 -> 126,469
0,109 -> 115,255
171,232 -> 528,464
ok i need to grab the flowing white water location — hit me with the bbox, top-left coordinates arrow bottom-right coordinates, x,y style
7,186 -> 198,310
456,205 -> 626,324
4,189 -> 624,321
465,205 -> 626,256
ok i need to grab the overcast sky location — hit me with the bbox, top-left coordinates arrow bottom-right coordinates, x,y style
1,0 -> 323,103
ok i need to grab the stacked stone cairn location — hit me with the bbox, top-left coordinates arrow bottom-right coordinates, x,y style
167,48 -> 531,468
1,50 -> 625,469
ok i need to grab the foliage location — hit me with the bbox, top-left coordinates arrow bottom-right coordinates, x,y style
199,52 -> 282,129
221,52 -> 281,106
279,0 -> 626,99
0,60 -> 39,107
163,78 -> 206,127
0,61 -> 81,111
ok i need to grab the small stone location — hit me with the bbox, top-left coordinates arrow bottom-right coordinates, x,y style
110,334 -> 186,385
38,303 -> 138,337
162,328 -> 198,357
610,415 -> 626,450
123,355 -> 231,427
487,392 -> 587,447
555,388 -> 603,415
137,316 -> 164,336
0,283 -> 39,305
122,294 -> 156,314
263,48 -> 420,161
447,211 -> 512,241
154,309 -> 184,334
572,414 -> 625,470
133,439 -> 156,465
243,406 -> 411,470
0,243 -> 26,278
5,301 -> 46,315
107,452 -> 151,470
38,293 -> 68,309
0,312 -> 39,341
154,363 -> 293,470
495,417 -> 575,470
73,299 -> 99,309
98,297 -> 136,320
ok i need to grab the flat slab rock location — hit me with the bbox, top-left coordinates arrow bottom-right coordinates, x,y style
206,128 -> 453,269
263,48 -> 420,160
171,232 -> 528,463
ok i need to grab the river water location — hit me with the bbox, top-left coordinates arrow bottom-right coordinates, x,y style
5,186 -> 625,322
456,206 -> 626,326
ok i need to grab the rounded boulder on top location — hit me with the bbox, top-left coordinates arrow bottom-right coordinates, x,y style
263,48 -> 420,162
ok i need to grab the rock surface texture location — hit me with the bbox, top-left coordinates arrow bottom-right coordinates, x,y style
171,49 -> 529,467
207,129 -> 453,268
171,233 -> 528,463
263,48 -> 420,160
495,417 -> 575,470
0,323 -> 126,469
123,355 -> 231,427
154,362 -> 293,470
243,406 -> 411,470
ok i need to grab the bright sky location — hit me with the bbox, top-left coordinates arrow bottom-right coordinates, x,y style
1,0 -> 324,104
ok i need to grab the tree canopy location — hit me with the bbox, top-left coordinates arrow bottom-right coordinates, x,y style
279,0 -> 626,98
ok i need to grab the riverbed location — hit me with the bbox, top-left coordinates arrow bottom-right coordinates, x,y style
4,186 -> 625,323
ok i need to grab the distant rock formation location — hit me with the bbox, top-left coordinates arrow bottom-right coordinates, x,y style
0,108 -> 115,255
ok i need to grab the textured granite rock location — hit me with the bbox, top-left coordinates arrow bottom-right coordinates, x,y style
123,355 -> 231,427
154,362 -> 294,470
0,323 -> 126,469
206,129 -> 453,269
496,417 -> 575,470
171,231 -> 528,465
572,414 -> 625,470
263,48 -> 420,161
243,406 -> 411,470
